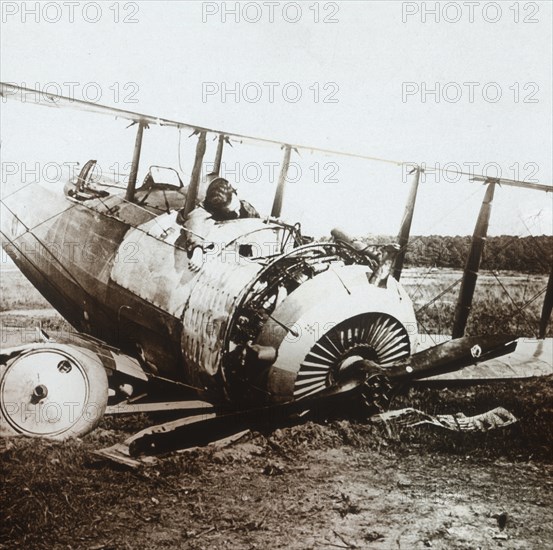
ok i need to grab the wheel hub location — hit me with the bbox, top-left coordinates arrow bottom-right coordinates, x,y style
0,350 -> 90,437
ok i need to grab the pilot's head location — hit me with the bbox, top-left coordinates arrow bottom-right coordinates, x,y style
204,177 -> 240,220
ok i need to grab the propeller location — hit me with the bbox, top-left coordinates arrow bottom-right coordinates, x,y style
329,334 -> 518,413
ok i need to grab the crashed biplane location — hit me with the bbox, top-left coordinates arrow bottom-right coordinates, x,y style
0,83 -> 551,459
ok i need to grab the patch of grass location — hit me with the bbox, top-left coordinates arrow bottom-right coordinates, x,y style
401,269 -> 550,337
0,269 -> 51,312
1,315 -> 74,348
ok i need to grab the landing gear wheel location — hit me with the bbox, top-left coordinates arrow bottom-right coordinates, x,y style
0,346 -> 109,440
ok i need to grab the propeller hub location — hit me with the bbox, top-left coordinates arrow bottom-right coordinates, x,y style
31,384 -> 48,403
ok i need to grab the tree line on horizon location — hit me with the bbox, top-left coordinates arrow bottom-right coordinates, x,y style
362,235 -> 553,274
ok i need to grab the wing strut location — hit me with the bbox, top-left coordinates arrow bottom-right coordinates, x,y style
125,121 -> 146,202
213,133 -> 225,175
539,263 -> 553,339
452,180 -> 496,337
394,166 -> 422,281
183,131 -> 207,216
271,145 -> 292,218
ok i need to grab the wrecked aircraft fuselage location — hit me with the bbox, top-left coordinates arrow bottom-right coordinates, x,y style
0,164 -> 432,439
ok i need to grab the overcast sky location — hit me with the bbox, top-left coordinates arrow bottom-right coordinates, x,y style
1,0 -> 552,237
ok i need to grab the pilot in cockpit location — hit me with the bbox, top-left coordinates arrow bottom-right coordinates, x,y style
176,176 -> 259,270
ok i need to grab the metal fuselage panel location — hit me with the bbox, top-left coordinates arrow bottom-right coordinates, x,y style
0,182 -> 185,378
180,258 -> 263,390
108,213 -> 271,389
1,184 -> 289,395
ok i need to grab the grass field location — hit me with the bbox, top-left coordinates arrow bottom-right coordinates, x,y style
1,264 -> 552,549
400,268 -> 550,338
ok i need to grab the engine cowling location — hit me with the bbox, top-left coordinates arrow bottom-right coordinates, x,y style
223,243 -> 418,404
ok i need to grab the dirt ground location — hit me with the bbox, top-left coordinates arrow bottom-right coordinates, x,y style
1,405 -> 552,550
1,267 -> 552,549
108,441 -> 553,550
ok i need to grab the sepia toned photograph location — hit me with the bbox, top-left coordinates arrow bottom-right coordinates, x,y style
1,1 -> 552,548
